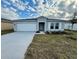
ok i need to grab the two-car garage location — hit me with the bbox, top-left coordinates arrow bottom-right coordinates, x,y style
14,22 -> 37,31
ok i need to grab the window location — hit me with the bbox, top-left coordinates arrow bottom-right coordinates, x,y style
50,23 -> 54,29
55,23 -> 59,29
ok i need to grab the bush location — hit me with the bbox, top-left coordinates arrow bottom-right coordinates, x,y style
45,31 -> 69,34
36,31 -> 40,33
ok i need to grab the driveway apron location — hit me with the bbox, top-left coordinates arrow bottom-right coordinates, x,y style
1,32 -> 35,59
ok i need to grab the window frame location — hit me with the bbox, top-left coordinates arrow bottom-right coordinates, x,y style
50,23 -> 54,29
55,23 -> 59,29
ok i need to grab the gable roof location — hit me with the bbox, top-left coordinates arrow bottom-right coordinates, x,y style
38,16 -> 47,19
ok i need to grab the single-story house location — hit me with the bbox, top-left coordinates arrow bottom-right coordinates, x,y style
64,18 -> 77,31
1,18 -> 13,31
64,22 -> 77,30
12,16 -> 72,32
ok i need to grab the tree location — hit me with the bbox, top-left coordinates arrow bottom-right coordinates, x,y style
70,11 -> 77,29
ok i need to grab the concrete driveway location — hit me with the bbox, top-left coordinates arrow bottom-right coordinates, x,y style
1,32 -> 35,59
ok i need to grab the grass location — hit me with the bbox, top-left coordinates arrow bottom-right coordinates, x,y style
1,29 -> 14,35
24,30 -> 77,59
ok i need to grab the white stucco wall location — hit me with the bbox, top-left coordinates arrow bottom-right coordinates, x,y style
37,17 -> 47,31
47,22 -> 64,32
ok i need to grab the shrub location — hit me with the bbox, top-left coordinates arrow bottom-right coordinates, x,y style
36,31 -> 40,33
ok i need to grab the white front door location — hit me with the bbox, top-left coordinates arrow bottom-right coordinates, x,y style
16,23 -> 36,31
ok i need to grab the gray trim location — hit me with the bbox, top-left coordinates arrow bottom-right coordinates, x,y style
12,19 -> 70,23
47,19 -> 70,22
12,19 -> 37,22
11,16 -> 70,22
2,16 -> 71,23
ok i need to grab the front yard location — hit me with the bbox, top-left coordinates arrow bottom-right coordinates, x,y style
24,30 -> 77,59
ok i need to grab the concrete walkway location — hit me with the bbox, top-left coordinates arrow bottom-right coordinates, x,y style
1,32 -> 35,59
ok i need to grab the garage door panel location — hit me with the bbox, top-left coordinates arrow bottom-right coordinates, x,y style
16,23 -> 36,31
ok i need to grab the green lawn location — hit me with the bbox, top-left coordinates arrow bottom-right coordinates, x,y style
1,29 -> 14,35
24,30 -> 77,59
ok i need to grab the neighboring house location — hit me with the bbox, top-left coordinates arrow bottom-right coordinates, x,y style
1,18 -> 13,31
12,16 -> 71,32
72,23 -> 77,30
71,18 -> 77,31
64,23 -> 77,31
64,19 -> 77,31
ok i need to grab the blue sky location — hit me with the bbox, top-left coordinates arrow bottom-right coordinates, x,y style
1,0 -> 76,20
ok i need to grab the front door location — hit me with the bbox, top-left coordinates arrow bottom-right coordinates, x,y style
39,22 -> 45,31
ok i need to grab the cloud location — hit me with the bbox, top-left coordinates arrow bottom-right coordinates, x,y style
1,7 -> 19,20
41,0 -> 76,20
28,6 -> 36,12
1,0 -> 76,20
10,0 -> 28,11
32,0 -> 36,4
2,0 -> 11,5
10,7 -> 17,12
10,0 -> 18,3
